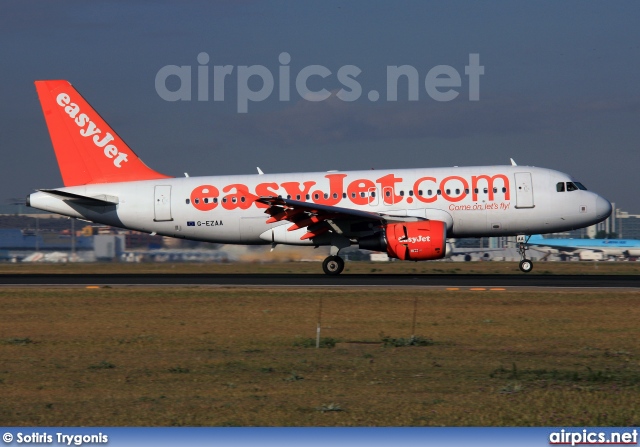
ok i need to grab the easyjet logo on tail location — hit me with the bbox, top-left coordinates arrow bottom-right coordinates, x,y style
56,93 -> 129,168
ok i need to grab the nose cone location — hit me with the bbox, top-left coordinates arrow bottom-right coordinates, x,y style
595,195 -> 612,221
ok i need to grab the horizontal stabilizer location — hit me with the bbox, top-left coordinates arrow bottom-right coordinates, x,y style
39,189 -> 119,206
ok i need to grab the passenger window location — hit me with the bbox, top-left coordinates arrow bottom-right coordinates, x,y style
240,197 -> 245,203
185,199 -> 190,204
493,187 -> 497,193
556,182 -> 565,192
502,187 -> 507,193
409,190 -> 414,196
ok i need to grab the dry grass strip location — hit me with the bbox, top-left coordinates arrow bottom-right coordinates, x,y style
0,287 -> 638,426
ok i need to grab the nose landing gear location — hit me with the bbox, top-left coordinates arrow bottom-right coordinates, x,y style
519,258 -> 533,273
517,235 -> 533,273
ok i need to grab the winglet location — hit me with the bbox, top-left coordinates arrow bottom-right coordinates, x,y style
510,158 -> 518,166
35,80 -> 172,186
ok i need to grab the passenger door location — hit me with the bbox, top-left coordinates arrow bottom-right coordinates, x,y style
514,172 -> 534,208
154,185 -> 173,221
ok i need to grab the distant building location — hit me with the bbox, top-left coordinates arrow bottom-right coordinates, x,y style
615,211 -> 640,239
0,229 -> 93,251
0,202 -> 219,262
125,231 -> 164,249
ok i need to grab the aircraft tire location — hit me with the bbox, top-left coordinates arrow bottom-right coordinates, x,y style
322,256 -> 345,275
519,259 -> 533,273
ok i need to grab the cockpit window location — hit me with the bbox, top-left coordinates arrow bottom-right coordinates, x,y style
574,182 -> 587,190
557,181 -> 587,192
566,182 -> 578,191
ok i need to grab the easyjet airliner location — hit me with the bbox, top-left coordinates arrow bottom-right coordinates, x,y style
27,80 -> 612,274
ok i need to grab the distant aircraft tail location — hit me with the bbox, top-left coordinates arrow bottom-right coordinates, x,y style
34,80 -> 171,186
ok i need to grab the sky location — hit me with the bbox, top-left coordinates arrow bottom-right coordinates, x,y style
2,0 -> 640,211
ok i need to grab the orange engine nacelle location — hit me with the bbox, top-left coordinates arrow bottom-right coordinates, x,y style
359,220 -> 447,261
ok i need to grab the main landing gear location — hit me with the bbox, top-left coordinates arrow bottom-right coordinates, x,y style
322,255 -> 345,275
517,235 -> 533,273
322,236 -> 351,275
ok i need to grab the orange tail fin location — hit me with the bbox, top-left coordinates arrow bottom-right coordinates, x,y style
35,80 -> 171,186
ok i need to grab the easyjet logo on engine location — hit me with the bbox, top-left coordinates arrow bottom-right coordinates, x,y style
189,173 -> 511,211
56,93 -> 129,168
398,235 -> 431,244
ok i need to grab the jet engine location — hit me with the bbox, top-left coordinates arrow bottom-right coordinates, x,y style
359,220 -> 447,261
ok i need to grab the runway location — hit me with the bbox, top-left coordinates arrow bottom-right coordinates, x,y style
1,273 -> 639,288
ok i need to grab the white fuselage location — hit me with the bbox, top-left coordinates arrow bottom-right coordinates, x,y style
28,165 -> 611,246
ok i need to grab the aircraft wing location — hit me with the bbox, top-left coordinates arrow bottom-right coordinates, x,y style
256,196 -> 421,240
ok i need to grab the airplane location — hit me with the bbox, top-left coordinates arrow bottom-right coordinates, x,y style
444,238 -> 507,262
527,234 -> 640,260
26,80 -> 612,275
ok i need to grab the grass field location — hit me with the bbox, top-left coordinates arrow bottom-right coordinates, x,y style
1,285 -> 638,426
